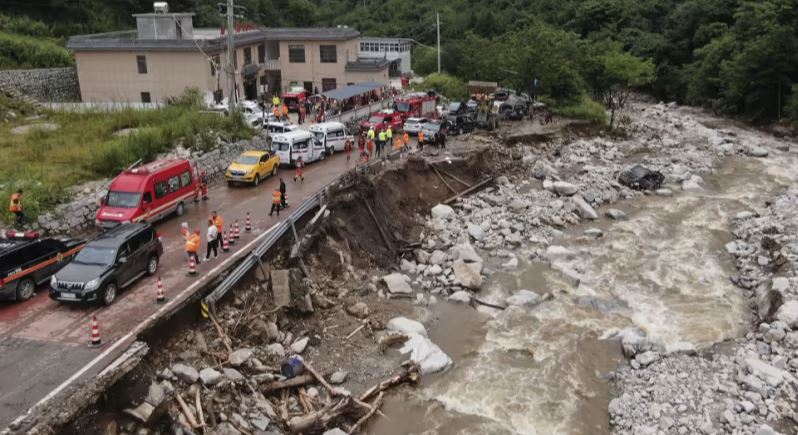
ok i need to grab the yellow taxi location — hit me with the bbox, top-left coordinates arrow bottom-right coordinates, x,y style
225,150 -> 280,186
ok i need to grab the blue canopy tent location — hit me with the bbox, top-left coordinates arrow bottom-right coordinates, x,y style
321,81 -> 384,101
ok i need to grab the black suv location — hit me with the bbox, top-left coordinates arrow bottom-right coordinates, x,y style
0,231 -> 85,302
50,223 -> 163,305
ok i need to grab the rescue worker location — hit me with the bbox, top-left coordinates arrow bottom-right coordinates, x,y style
367,126 -> 375,142
377,129 -> 387,157
293,157 -> 305,183
205,218 -> 218,260
394,136 -> 404,158
272,105 -> 280,120
358,133 -> 366,153
367,137 -> 374,159
272,94 -> 280,108
279,178 -> 287,208
385,126 -> 393,153
418,130 -> 425,151
299,104 -> 306,124
402,131 -> 409,148
269,188 -> 282,216
185,229 -> 201,265
199,171 -> 209,201
9,189 -> 23,225
282,104 -> 289,121
211,211 -> 224,246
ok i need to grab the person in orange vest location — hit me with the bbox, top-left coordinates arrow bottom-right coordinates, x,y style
299,104 -> 306,124
293,157 -> 305,183
272,105 -> 280,120
418,130 -> 425,151
344,138 -> 353,162
282,104 -> 289,121
393,136 -> 403,153
402,131 -> 409,147
211,211 -> 224,246
196,170 -> 208,201
185,229 -> 201,265
269,188 -> 282,216
9,189 -> 23,225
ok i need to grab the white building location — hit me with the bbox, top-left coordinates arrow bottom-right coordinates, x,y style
357,37 -> 412,76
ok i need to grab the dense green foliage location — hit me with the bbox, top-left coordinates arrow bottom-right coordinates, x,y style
0,14 -> 73,68
0,88 -> 253,223
3,0 -> 797,123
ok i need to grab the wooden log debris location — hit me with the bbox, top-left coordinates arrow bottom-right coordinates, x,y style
444,177 -> 494,204
261,373 -> 315,393
348,392 -> 384,434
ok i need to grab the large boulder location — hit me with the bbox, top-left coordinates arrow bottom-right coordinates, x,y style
431,204 -> 455,220
775,300 -> 798,328
467,223 -> 485,241
430,250 -> 448,265
553,181 -> 579,196
399,333 -> 452,374
452,259 -> 483,290
387,317 -> 428,337
572,195 -> 598,220
505,290 -> 540,307
450,243 -> 483,263
618,165 -> 665,191
382,273 -> 413,294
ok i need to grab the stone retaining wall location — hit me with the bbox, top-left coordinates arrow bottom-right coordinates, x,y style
0,67 -> 79,102
36,134 -> 270,235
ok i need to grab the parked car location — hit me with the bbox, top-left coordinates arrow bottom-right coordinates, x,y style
403,117 -> 430,135
96,159 -> 198,229
264,122 -> 297,136
282,89 -> 309,113
50,223 -> 163,306
271,130 -> 326,167
0,230 -> 85,302
359,109 -> 404,134
309,121 -> 353,153
420,120 -> 449,146
500,96 -> 529,120
449,115 -> 476,135
225,150 -> 280,186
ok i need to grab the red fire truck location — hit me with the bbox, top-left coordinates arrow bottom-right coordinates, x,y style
393,91 -> 437,120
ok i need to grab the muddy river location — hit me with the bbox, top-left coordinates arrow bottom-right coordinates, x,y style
371,153 -> 798,434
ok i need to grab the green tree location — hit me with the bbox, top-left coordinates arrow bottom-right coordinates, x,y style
596,49 -> 655,128
785,84 -> 798,125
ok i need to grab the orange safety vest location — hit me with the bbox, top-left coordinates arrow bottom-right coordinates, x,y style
213,216 -> 224,232
272,190 -> 282,205
418,131 -> 425,143
9,193 -> 21,212
185,233 -> 200,253
394,137 -> 403,150
282,105 -> 288,116
402,132 -> 409,145
273,107 -> 280,117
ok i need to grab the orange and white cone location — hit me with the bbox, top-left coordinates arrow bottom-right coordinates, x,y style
88,316 -> 102,348
187,255 -> 197,276
234,220 -> 240,239
155,277 -> 166,304
228,224 -> 236,245
245,212 -> 252,232
222,231 -> 230,252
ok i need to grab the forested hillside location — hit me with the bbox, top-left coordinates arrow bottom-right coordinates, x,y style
1,0 -> 797,124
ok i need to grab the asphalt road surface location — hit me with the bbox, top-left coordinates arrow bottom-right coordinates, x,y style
0,150 -> 360,428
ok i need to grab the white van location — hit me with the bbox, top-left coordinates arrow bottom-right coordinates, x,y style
264,122 -> 297,135
308,121 -> 353,153
271,130 -> 327,168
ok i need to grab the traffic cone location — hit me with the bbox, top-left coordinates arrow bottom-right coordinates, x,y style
284,192 -> 289,208
234,220 -> 240,239
222,231 -> 230,252
155,277 -> 166,304
88,316 -> 102,348
245,212 -> 252,232
187,255 -> 197,276
228,224 -> 236,245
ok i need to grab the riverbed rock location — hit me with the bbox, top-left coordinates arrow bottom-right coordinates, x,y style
171,364 -> 199,383
382,273 -> 413,294
635,351 -> 660,367
746,357 -> 792,387
291,337 -> 309,354
619,165 -> 664,191
229,348 -> 253,367
145,381 -> 166,407
748,146 -> 769,157
124,402 -> 156,424
553,181 -> 579,196
323,429 -> 348,435
265,343 -> 286,357
387,317 -> 428,337
347,302 -> 370,318
223,368 -> 245,382
415,250 -> 432,264
452,259 -> 482,290
400,259 -> 417,274
605,209 -> 627,220
467,223 -> 485,241
775,300 -> 798,328
430,250 -> 447,265
199,368 -> 224,386
398,332 -> 452,374
450,243 -> 483,263
573,195 -> 598,220
329,371 -> 348,384
431,204 -> 455,219
505,290 -> 540,307
448,290 -> 472,303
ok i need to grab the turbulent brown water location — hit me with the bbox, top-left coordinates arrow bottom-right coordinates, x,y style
371,152 -> 798,435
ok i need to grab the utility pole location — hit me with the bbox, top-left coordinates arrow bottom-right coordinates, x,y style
226,0 -> 236,114
436,12 -> 441,74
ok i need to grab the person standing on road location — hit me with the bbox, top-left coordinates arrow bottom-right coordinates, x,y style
344,138 -> 353,162
279,178 -> 287,208
211,211 -> 224,247
402,131 -> 409,148
205,218 -> 218,260
186,229 -> 201,265
377,130 -> 386,157
269,188 -> 282,216
282,104 -> 289,122
299,104 -> 306,124
367,126 -> 375,143
9,189 -> 23,226
293,157 -> 305,183
272,93 -> 280,108
199,171 -> 209,201
358,133 -> 366,153
385,126 -> 393,153
418,130 -> 425,151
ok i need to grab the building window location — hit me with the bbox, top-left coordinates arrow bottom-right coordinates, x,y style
360,42 -> 366,52
258,44 -> 265,63
288,45 -> 305,63
210,55 -> 219,76
136,55 -> 147,74
320,45 -> 337,63
244,47 -> 252,65
141,92 -> 151,103
321,78 -> 336,92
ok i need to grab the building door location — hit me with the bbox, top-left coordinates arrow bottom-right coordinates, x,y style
244,77 -> 258,100
303,81 -> 313,93
322,78 -> 337,92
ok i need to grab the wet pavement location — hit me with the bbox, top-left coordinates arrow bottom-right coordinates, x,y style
0,150 -> 360,428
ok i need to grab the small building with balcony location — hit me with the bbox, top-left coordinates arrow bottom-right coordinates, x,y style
357,37 -> 412,76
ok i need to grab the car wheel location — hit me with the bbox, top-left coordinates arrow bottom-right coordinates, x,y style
458,127 -> 464,135
227,181 -> 234,187
253,174 -> 260,187
175,202 -> 185,217
16,278 -> 35,301
320,151 -> 326,161
272,166 -> 278,177
102,282 -> 117,306
146,255 -> 159,276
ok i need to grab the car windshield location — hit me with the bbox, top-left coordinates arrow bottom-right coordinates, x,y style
395,102 -> 410,112
74,246 -> 116,266
312,131 -> 325,141
284,97 -> 298,104
272,141 -> 290,151
448,102 -> 461,112
105,191 -> 140,208
236,155 -> 260,165
425,123 -> 442,132
368,116 -> 385,124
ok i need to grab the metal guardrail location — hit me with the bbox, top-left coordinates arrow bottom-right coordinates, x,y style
203,147 -> 390,307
